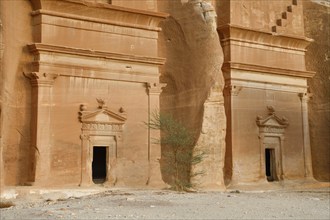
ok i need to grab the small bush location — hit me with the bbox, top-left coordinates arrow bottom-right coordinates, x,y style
147,111 -> 205,191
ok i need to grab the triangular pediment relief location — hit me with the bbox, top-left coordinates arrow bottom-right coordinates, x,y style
257,115 -> 289,128
81,109 -> 126,124
256,106 -> 289,128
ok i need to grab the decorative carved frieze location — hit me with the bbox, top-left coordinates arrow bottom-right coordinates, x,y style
82,123 -> 123,132
259,127 -> 286,134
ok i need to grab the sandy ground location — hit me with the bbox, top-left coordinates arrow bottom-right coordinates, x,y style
0,188 -> 329,220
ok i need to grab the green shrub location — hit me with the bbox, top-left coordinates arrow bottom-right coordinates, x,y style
147,111 -> 205,191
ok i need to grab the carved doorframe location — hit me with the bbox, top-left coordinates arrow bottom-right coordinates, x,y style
79,102 -> 126,186
258,133 -> 285,181
256,106 -> 289,181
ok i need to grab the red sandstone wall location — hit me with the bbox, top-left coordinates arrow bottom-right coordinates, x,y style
0,0 -> 34,185
303,0 -> 330,182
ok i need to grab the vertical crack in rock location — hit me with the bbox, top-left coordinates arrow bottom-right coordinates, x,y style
160,0 -> 226,190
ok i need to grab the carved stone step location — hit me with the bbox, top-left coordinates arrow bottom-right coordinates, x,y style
276,18 -> 287,27
287,5 -> 297,13
282,11 -> 292,20
272,25 -> 286,33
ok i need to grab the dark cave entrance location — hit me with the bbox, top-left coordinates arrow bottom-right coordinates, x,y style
265,148 -> 278,182
92,147 -> 107,184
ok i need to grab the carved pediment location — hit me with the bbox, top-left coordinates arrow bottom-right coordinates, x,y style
256,106 -> 288,133
79,99 -> 126,125
257,115 -> 289,128
80,109 -> 126,124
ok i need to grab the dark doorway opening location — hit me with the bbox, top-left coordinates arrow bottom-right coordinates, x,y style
265,148 -> 278,182
92,147 -> 107,184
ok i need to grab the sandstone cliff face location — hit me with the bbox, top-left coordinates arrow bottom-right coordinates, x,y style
0,9 -> 4,192
303,0 -> 330,181
159,0 -> 226,189
0,0 -> 34,186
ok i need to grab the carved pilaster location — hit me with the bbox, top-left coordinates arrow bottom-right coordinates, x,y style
224,85 -> 243,97
24,72 -> 58,185
146,82 -> 167,187
298,92 -> 313,179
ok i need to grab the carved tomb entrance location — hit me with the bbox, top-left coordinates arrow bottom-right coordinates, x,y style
79,101 -> 126,186
257,107 -> 289,182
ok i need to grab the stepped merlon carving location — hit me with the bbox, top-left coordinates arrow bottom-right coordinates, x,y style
272,0 -> 300,34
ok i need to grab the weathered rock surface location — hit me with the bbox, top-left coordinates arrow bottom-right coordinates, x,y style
0,10 -> 4,193
303,0 -> 330,181
159,0 -> 226,189
0,0 -> 34,186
